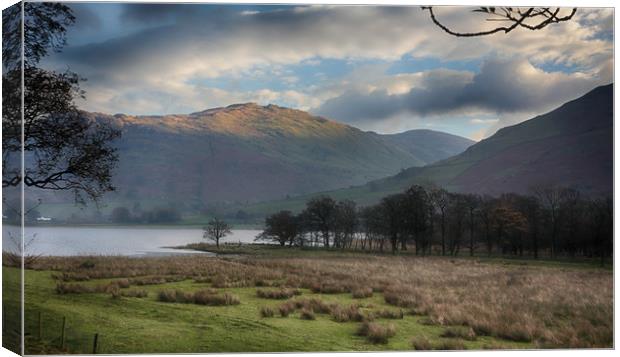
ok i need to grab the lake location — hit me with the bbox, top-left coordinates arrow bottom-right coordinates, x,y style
1,225 -> 262,256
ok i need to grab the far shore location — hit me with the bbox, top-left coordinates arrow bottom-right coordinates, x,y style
3,222 -> 264,230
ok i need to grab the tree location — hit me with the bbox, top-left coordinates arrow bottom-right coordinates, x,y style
333,200 -> 358,249
203,217 -> 231,249
303,196 -> 336,248
447,193 -> 467,256
588,198 -> 612,266
478,195 -> 496,256
380,193 -> 407,253
256,210 -> 299,246
422,6 -> 577,37
359,205 -> 386,252
404,185 -> 430,255
2,2 -> 121,203
429,187 -> 449,255
492,198 -> 527,255
533,185 -> 562,258
463,194 -> 479,257
558,188 -> 583,257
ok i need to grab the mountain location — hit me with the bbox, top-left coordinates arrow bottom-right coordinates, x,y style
314,83 -> 612,202
79,103 -> 472,209
377,129 -> 478,165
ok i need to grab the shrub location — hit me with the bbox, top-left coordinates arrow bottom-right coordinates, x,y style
260,306 -> 275,318
411,336 -> 433,350
357,321 -> 396,344
441,326 -> 476,341
352,287 -> 373,299
300,308 -> 316,320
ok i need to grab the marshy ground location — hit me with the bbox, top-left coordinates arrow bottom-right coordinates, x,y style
2,247 -> 613,354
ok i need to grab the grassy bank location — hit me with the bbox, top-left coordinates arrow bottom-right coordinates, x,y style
2,252 -> 612,353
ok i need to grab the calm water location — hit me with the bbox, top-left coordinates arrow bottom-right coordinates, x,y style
2,225 -> 262,256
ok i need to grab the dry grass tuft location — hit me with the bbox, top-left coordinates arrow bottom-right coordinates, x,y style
441,326 -> 476,341
357,321 -> 396,344
375,308 -> 404,319
256,288 -> 301,299
278,301 -> 295,317
410,335 -> 433,350
120,289 -> 148,298
435,339 -> 466,350
330,304 -> 365,322
299,308 -> 316,320
259,306 -> 275,318
351,287 -> 373,299
157,289 -> 239,306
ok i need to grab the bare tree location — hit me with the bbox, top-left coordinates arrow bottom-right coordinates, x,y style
203,217 -> 232,249
422,6 -> 577,37
532,185 -> 562,258
429,187 -> 449,256
463,194 -> 479,257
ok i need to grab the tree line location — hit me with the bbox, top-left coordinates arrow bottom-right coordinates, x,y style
256,184 -> 612,262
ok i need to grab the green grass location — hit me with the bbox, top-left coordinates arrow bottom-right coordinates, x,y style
3,265 -> 530,354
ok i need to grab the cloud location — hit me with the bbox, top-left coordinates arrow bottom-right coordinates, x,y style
314,57 -> 610,123
41,4 -> 613,140
50,6 -> 612,85
470,118 -> 499,124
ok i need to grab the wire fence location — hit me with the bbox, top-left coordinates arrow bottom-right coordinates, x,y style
3,308 -> 102,354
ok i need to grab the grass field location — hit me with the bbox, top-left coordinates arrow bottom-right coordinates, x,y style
2,249 -> 613,354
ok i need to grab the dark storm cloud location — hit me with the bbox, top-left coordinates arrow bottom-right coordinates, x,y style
316,58 -> 603,123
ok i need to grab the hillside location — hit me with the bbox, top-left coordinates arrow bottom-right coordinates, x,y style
74,104 -> 472,210
245,83 -> 612,216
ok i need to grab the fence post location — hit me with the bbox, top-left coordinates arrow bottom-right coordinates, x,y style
92,333 -> 99,354
60,316 -> 66,350
38,312 -> 42,340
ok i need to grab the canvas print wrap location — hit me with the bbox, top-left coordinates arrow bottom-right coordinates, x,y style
1,1 -> 614,354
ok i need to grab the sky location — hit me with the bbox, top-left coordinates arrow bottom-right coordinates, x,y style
41,3 -> 614,140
